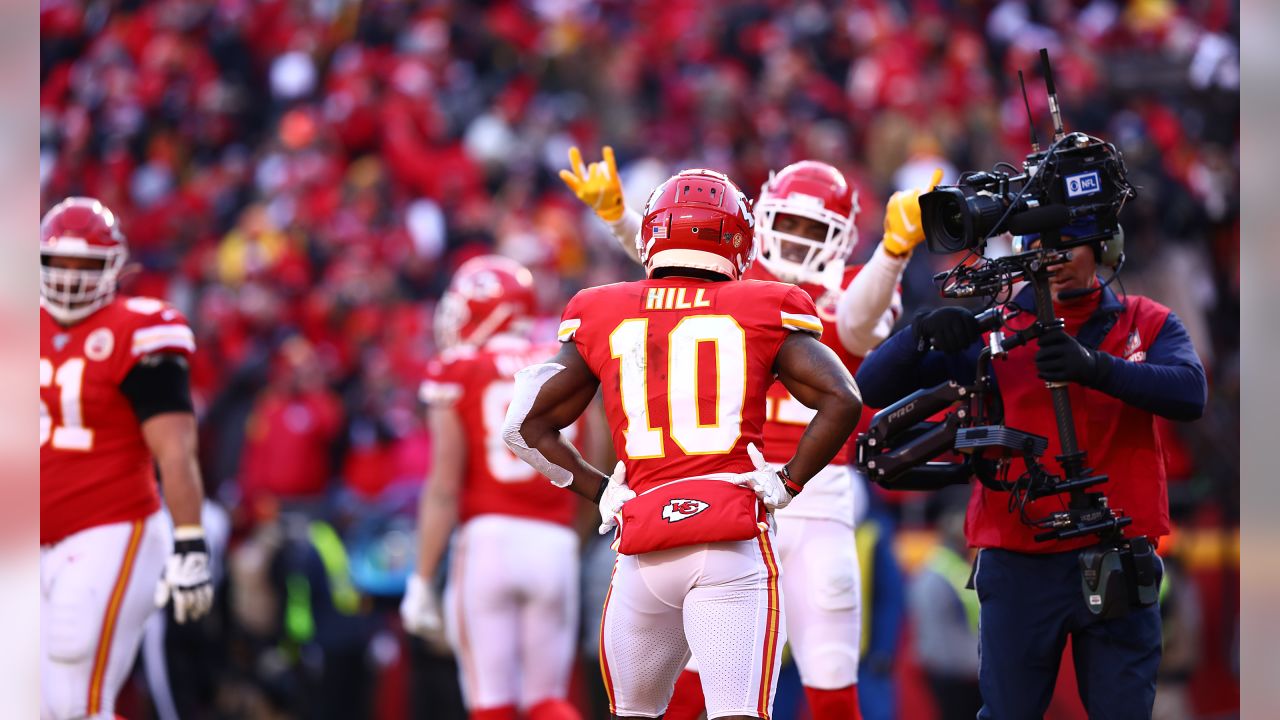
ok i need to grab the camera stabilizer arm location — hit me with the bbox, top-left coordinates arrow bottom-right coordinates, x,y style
855,252 -> 1131,545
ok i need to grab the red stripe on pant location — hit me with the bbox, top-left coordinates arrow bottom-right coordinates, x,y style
87,520 -> 144,715
598,559 -> 619,715
755,532 -> 782,720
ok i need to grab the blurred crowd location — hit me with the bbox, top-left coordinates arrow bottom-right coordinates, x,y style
40,0 -> 1239,718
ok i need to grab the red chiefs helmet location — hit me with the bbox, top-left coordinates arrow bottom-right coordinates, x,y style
754,161 -> 860,285
435,255 -> 536,350
40,197 -> 129,324
636,168 -> 756,279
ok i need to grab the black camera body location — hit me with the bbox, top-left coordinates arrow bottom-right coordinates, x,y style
919,131 -> 1134,255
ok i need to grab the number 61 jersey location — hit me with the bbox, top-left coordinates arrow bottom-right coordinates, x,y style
40,296 -> 196,545
558,276 -> 822,495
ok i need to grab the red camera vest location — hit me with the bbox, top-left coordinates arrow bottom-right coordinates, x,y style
965,294 -> 1174,553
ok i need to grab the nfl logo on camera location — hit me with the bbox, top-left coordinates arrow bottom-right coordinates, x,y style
1065,171 -> 1101,198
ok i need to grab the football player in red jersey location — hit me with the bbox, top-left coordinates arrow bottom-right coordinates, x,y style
401,255 -> 586,720
561,148 -> 941,719
503,169 -> 862,720
39,197 -> 213,720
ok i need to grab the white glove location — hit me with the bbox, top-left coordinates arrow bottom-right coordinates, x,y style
154,526 -> 215,624
400,573 -> 443,639
598,461 -> 637,534
734,443 -> 794,511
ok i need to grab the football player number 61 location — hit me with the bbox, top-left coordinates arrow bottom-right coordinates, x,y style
610,315 -> 746,458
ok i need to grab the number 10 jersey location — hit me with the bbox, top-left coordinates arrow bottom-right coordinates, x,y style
558,277 -> 821,496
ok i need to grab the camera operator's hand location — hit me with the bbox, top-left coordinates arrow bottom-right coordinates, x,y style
882,168 -> 944,257
914,306 -> 981,353
1035,328 -> 1104,386
558,145 -> 627,223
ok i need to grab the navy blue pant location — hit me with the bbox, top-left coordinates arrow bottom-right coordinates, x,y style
974,547 -> 1162,720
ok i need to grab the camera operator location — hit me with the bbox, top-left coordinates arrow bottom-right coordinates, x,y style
854,219 -> 1207,718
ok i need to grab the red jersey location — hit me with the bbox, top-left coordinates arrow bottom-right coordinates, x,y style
558,277 -> 822,495
421,335 -> 579,527
746,263 -> 888,466
41,296 -> 196,544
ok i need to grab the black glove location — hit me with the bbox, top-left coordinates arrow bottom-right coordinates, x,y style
913,307 -> 981,353
1035,328 -> 1105,386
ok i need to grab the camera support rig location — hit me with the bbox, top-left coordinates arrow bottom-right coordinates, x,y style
856,242 -> 1130,544
1012,249 -> 1130,543
857,48 -> 1159,619
855,243 -> 1164,618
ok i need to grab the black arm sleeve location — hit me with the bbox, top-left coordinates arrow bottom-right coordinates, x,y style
1091,311 -> 1207,421
119,353 -> 196,422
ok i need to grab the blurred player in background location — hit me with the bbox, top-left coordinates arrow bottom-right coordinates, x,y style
401,255 -> 585,720
504,168 -> 862,720
561,148 -> 940,719
40,197 -> 213,719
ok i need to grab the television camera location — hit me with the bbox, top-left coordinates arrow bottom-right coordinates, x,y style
853,50 -> 1157,618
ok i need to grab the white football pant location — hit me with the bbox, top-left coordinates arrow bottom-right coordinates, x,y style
685,465 -> 862,691
41,511 -> 167,720
600,532 -> 786,719
445,514 -> 580,712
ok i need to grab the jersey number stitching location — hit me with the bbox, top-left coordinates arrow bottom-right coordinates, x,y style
40,357 -> 94,451
608,315 -> 746,459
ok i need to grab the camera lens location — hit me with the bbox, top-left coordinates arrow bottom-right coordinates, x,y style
941,201 -> 966,241
920,188 -> 973,253
966,194 -> 1011,242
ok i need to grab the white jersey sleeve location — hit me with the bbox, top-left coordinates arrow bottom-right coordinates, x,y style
836,243 -> 906,357
606,207 -> 643,263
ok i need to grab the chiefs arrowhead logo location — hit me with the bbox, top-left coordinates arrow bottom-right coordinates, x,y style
662,499 -> 709,523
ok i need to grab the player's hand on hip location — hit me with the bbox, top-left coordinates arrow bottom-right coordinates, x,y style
882,167 -> 944,257
598,461 -> 637,535
558,145 -> 627,223
154,526 -> 214,624
400,573 -> 444,639
735,443 -> 793,511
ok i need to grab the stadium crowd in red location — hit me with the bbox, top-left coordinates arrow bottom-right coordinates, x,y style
40,0 -> 1239,717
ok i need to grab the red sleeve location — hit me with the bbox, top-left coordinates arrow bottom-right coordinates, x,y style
778,285 -> 823,339
112,297 -> 197,384
556,289 -> 589,345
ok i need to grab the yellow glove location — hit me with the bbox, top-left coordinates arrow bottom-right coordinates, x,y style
558,145 -> 626,223
882,167 -> 944,257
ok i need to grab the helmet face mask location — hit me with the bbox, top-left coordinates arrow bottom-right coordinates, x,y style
754,161 -> 859,286
40,197 -> 129,325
